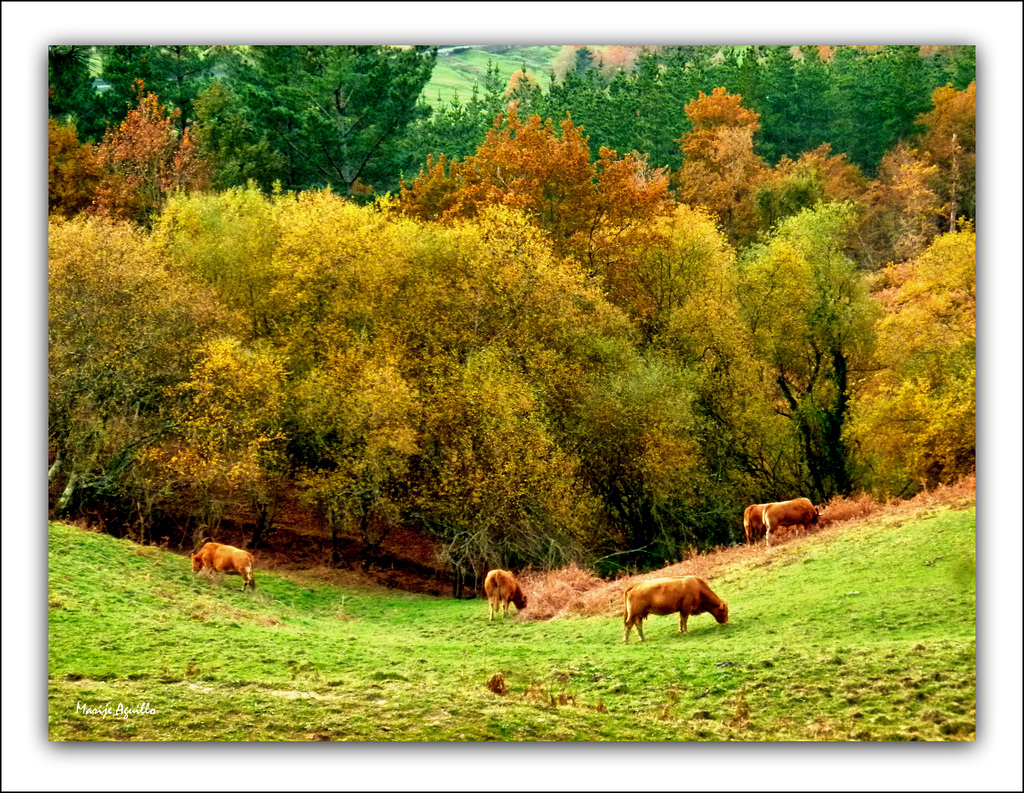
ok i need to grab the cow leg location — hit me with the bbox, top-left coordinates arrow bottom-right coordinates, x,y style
623,621 -> 632,643
636,619 -> 646,642
488,597 -> 495,621
679,613 -> 688,634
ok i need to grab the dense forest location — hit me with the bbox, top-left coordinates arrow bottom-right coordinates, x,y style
48,44 -> 976,581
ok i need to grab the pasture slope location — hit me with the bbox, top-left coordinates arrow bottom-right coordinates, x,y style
422,45 -> 562,105
48,506 -> 975,741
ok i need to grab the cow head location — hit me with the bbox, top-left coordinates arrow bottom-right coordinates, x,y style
811,507 -> 820,524
711,600 -> 729,625
512,587 -> 527,611
190,553 -> 202,573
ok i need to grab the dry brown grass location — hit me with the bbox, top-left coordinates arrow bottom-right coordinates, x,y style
516,564 -> 606,621
519,476 -> 975,622
486,673 -> 508,695
819,474 -> 976,529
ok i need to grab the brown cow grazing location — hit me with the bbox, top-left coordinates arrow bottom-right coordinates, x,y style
484,569 -> 527,620
761,497 -> 819,547
191,542 -> 256,591
743,503 -> 771,544
623,576 -> 728,643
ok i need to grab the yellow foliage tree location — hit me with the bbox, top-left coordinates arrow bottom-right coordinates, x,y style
856,143 -> 944,268
153,185 -> 283,340
416,348 -> 595,589
149,337 -> 288,547
48,215 -> 229,535
737,202 -> 878,501
292,348 -> 420,567
852,225 -> 975,488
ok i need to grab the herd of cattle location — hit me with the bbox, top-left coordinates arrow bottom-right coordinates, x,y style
189,496 -> 820,642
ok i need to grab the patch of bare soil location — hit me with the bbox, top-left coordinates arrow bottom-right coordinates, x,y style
184,504 -> 458,597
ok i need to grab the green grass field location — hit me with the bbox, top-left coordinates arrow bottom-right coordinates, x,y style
422,46 -> 562,105
47,507 -> 975,741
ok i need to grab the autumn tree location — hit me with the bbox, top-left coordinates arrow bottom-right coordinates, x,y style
260,198 -> 625,573
570,355 -> 714,566
856,143 -> 943,268
153,185 -> 282,340
399,109 -> 673,321
626,205 -> 768,543
737,202 -> 878,501
406,110 -> 597,237
917,81 -> 976,230
415,349 -> 592,590
292,349 -> 419,568
676,88 -> 767,246
93,82 -> 211,225
851,225 -> 975,489
505,68 -> 544,113
48,216 -> 230,537
48,119 -> 100,218
149,338 -> 288,549
381,207 -> 631,575
753,143 -> 868,233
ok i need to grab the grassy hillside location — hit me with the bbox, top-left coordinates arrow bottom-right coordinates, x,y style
48,507 -> 975,741
422,45 -> 562,105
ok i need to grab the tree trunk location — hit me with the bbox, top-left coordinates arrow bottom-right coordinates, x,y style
331,522 -> 342,567
48,453 -> 63,484
250,498 -> 276,550
56,471 -> 79,515
825,346 -> 853,496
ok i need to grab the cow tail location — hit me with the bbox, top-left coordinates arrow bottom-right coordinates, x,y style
623,585 -> 633,624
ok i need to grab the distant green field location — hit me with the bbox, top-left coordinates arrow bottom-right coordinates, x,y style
422,45 -> 563,105
48,507 -> 975,741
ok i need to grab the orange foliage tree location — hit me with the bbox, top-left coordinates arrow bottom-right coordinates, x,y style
398,109 -> 673,320
676,88 -> 767,246
48,119 -> 100,218
93,80 -> 211,225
